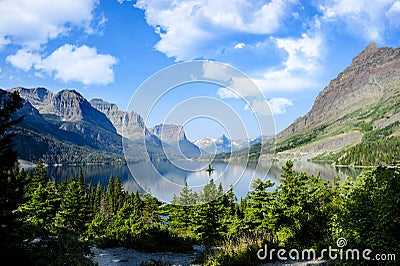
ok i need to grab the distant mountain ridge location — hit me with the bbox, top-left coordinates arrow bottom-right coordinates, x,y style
5,87 -> 200,164
266,43 -> 400,163
149,124 -> 201,158
195,134 -> 267,154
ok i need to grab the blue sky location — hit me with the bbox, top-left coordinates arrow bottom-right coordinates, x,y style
0,0 -> 399,140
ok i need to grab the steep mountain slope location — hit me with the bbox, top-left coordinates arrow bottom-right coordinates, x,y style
90,98 -> 169,160
272,43 -> 400,164
2,89 -> 122,164
149,124 -> 201,158
13,87 -> 123,157
90,98 -> 152,140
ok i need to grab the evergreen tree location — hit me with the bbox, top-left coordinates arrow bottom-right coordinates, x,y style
141,193 -> 161,227
87,180 -> 95,217
275,161 -> 332,248
0,90 -> 25,261
100,191 -> 111,221
107,175 -> 115,214
78,166 -> 86,197
56,179 -> 88,233
93,182 -> 102,213
114,175 -> 124,211
191,180 -> 225,245
21,181 -> 60,233
243,178 -> 275,232
198,179 -> 222,203
338,166 -> 400,257
169,183 -> 197,236
0,90 -> 23,173
27,159 -> 47,195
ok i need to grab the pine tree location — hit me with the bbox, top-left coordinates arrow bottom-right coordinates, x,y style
56,179 -> 88,233
21,181 -> 60,233
78,166 -> 86,197
198,179 -> 221,203
0,90 -> 24,260
107,175 -> 115,214
141,194 -> 160,227
191,180 -> 225,245
243,178 -> 275,232
169,183 -> 197,236
27,159 -> 47,195
87,180 -> 95,216
114,175 -> 123,211
93,182 -> 102,213
0,90 -> 23,173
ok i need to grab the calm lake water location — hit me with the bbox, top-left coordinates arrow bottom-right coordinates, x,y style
46,160 -> 361,203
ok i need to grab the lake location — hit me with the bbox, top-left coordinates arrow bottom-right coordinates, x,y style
46,160 -> 362,203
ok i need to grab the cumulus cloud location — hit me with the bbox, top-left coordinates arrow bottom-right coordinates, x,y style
7,45 -> 117,85
0,0 -> 98,49
386,1 -> 400,27
244,97 -> 292,116
36,44 -> 117,85
219,32 -> 322,96
234,43 -> 245,49
317,0 -> 397,42
253,33 -> 322,93
267,97 -> 293,114
217,87 -> 240,99
6,49 -> 41,71
134,0 -> 297,61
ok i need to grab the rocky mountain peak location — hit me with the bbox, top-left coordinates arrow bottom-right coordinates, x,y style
275,43 -> 400,156
221,134 -> 230,145
90,98 -> 119,113
13,87 -> 115,132
150,124 -> 186,142
90,98 -> 150,140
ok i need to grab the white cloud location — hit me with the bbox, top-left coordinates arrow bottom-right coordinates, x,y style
35,44 -> 117,85
134,0 -> 297,61
6,45 -> 117,85
6,49 -> 41,71
0,0 -> 98,49
217,87 -> 239,99
218,33 -> 322,96
386,1 -> 400,27
234,43 -> 245,49
252,33 -> 322,93
202,61 -> 232,82
317,0 -> 397,42
245,97 -> 292,115
275,33 -> 322,72
267,97 -> 293,114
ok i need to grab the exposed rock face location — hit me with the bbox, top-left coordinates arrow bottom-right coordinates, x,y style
9,87 -> 125,163
150,124 -> 185,143
275,43 -> 400,157
150,124 -> 201,158
90,98 -> 151,140
14,87 -> 116,132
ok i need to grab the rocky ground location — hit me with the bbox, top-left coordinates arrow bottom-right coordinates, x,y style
90,246 -> 328,266
90,246 -> 202,266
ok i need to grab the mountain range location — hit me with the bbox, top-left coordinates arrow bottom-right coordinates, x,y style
194,134 -> 267,154
256,42 -> 400,165
4,43 -> 400,166
6,87 -> 202,164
